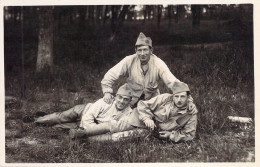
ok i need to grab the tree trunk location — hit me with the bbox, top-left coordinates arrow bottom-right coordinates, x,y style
111,5 -> 117,33
110,5 -> 129,40
191,5 -> 201,27
96,5 -> 102,24
126,5 -> 135,21
103,5 -> 108,25
20,7 -> 25,98
168,5 -> 172,26
36,7 -> 54,73
116,5 -> 129,28
78,6 -> 87,31
147,5 -> 152,21
88,5 -> 95,24
13,6 -> 21,24
143,5 -> 147,24
175,5 -> 185,24
157,5 -> 162,28
79,6 -> 87,23
151,6 -> 156,23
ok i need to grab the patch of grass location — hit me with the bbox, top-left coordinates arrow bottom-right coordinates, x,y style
5,129 -> 254,162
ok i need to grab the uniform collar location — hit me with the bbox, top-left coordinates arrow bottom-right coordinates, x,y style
171,102 -> 187,114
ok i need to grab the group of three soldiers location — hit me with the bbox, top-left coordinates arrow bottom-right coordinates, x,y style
28,32 -> 198,143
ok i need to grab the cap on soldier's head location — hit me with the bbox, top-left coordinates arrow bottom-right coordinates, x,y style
171,82 -> 190,95
116,83 -> 132,97
135,32 -> 152,47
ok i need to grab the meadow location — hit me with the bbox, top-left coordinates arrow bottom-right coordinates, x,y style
4,19 -> 254,162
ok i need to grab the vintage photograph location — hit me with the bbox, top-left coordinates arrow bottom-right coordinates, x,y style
3,2 -> 255,164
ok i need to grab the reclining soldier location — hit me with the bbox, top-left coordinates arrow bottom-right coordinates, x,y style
134,82 -> 198,143
24,84 -> 134,139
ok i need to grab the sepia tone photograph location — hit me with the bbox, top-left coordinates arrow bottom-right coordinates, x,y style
1,0 -> 257,165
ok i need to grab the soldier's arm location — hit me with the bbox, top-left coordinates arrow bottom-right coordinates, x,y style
80,99 -> 106,129
157,59 -> 195,110
168,114 -> 198,142
137,94 -> 172,122
157,58 -> 180,89
101,56 -> 129,95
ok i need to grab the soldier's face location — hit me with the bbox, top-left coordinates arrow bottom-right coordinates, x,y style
136,45 -> 152,64
115,94 -> 131,110
173,92 -> 188,108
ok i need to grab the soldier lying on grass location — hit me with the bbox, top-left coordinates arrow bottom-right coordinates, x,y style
23,84 -> 134,139
72,82 -> 198,142
128,82 -> 198,143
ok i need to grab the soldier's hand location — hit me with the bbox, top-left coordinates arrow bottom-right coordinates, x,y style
118,120 -> 130,131
188,102 -> 198,115
144,119 -> 156,130
103,93 -> 114,104
187,95 -> 193,103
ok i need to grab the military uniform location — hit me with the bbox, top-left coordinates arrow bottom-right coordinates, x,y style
35,84 -> 133,133
101,32 -> 180,106
137,93 -> 197,142
101,53 -> 180,106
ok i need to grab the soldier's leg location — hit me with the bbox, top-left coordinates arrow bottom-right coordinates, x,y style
53,122 -> 79,130
70,120 -> 137,140
35,104 -> 87,125
69,123 -> 111,139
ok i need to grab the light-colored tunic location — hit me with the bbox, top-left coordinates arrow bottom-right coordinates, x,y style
80,99 -> 132,130
137,93 -> 198,142
101,54 -> 180,105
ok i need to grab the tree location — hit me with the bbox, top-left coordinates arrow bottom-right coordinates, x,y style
174,5 -> 185,24
126,5 -> 135,21
143,5 -> 147,23
36,6 -> 54,73
12,6 -> 22,24
168,5 -> 173,26
151,6 -> 156,23
103,6 -> 109,24
78,6 -> 87,25
54,6 -> 71,28
110,5 -> 129,40
111,5 -> 119,33
157,5 -> 163,28
96,5 -> 103,24
147,5 -> 153,21
191,5 -> 202,27
20,6 -> 25,98
116,5 -> 129,30
88,5 -> 95,24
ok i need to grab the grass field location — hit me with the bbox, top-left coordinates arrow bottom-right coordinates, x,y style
4,19 -> 254,162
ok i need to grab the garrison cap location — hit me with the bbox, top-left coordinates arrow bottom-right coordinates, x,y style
116,83 -> 132,97
135,32 -> 152,47
171,82 -> 190,95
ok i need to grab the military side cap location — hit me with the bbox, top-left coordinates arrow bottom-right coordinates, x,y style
135,32 -> 152,47
171,82 -> 190,95
117,83 -> 132,97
